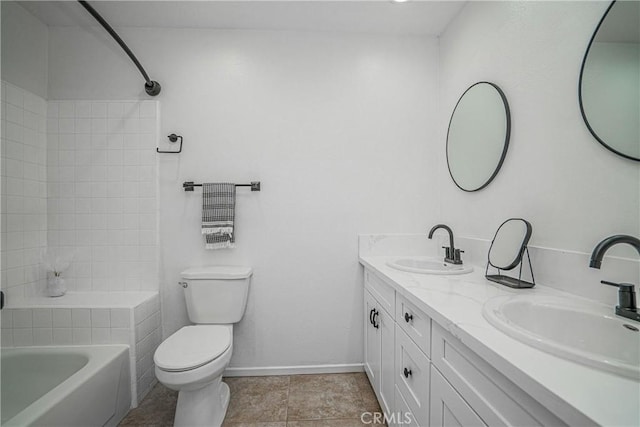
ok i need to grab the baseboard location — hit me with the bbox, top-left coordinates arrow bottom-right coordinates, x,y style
223,363 -> 364,377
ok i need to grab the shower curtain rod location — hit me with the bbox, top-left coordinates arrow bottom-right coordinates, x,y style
77,0 -> 161,96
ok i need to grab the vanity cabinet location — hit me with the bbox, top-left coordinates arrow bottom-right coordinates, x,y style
364,271 -> 396,416
362,267 -> 569,427
364,270 -> 433,427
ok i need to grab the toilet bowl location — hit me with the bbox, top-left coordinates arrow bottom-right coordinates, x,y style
153,266 -> 252,427
154,324 -> 233,426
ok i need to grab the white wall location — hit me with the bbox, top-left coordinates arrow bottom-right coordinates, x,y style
47,27 -> 440,369
438,1 -> 639,259
0,1 -> 48,98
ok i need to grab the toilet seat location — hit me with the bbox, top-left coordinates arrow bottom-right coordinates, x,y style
154,325 -> 231,372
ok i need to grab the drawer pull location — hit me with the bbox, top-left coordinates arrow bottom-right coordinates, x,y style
403,367 -> 412,378
404,312 -> 413,323
372,310 -> 380,329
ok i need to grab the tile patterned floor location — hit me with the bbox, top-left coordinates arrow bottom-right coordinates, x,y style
119,373 -> 382,427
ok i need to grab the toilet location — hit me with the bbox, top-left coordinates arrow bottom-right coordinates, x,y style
154,266 -> 252,427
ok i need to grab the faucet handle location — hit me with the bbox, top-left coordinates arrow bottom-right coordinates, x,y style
601,280 -> 637,311
601,280 -> 635,291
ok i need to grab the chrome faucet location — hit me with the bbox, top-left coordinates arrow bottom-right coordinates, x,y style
589,234 -> 640,322
428,224 -> 464,265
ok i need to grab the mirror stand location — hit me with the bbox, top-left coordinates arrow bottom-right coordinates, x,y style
485,247 -> 536,289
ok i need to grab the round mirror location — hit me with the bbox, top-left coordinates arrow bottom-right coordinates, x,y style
488,218 -> 532,271
579,0 -> 640,161
446,82 -> 511,192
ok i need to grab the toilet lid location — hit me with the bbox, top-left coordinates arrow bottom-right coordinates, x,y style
154,325 -> 231,372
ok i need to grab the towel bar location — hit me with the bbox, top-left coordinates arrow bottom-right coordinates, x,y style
183,181 -> 260,192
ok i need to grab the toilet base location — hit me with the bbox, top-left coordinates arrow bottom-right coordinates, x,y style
173,378 -> 230,427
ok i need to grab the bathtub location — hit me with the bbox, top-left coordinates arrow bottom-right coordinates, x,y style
1,345 -> 130,427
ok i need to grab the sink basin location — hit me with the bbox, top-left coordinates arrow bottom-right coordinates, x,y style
483,295 -> 640,380
387,257 -> 473,275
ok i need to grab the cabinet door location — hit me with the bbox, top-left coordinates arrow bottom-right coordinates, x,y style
431,366 -> 486,427
364,290 -> 381,390
379,305 -> 395,417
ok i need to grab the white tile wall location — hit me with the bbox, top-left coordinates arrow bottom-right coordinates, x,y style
1,306 -> 131,347
133,294 -> 161,403
1,81 -> 48,299
46,100 -> 159,292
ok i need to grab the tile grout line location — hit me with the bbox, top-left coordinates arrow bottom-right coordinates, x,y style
284,374 -> 291,423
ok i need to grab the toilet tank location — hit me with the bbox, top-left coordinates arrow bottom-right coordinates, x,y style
181,266 -> 252,324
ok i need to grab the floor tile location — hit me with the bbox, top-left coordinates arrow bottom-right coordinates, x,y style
119,382 -> 177,426
224,376 -> 290,423
351,373 -> 381,412
286,374 -> 365,421
120,373 -> 384,427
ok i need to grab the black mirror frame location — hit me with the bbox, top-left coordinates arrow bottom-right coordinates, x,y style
446,81 -> 511,192
578,0 -> 639,162
487,218 -> 532,271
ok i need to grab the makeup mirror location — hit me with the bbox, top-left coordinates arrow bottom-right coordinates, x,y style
486,218 -> 535,289
579,0 -> 640,161
446,82 -> 511,191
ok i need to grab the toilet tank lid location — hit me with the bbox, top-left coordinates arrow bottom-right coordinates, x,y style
181,266 -> 253,280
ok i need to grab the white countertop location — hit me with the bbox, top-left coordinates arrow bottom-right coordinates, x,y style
360,255 -> 640,427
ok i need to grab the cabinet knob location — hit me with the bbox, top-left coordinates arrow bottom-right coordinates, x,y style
403,367 -> 412,378
404,312 -> 413,323
372,310 -> 380,329
178,281 -> 188,288
369,308 -> 375,325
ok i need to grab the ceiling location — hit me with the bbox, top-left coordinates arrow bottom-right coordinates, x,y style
19,0 -> 466,36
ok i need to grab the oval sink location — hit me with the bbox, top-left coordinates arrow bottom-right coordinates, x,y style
387,257 -> 473,275
483,295 -> 640,380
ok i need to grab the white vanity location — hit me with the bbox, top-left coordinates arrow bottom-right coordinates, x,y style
360,235 -> 640,427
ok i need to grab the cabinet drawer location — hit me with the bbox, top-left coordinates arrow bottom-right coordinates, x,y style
431,366 -> 486,427
365,269 -> 395,317
394,385 -> 419,427
396,293 -> 431,357
395,325 -> 430,427
432,323 -> 566,427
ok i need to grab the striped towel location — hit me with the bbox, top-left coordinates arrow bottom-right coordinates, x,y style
202,183 -> 235,249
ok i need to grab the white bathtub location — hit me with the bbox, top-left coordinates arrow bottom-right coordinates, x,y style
1,345 -> 130,427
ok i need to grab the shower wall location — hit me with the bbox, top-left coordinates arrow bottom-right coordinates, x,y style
46,100 -> 159,292
2,2 -> 160,300
1,81 -> 48,299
